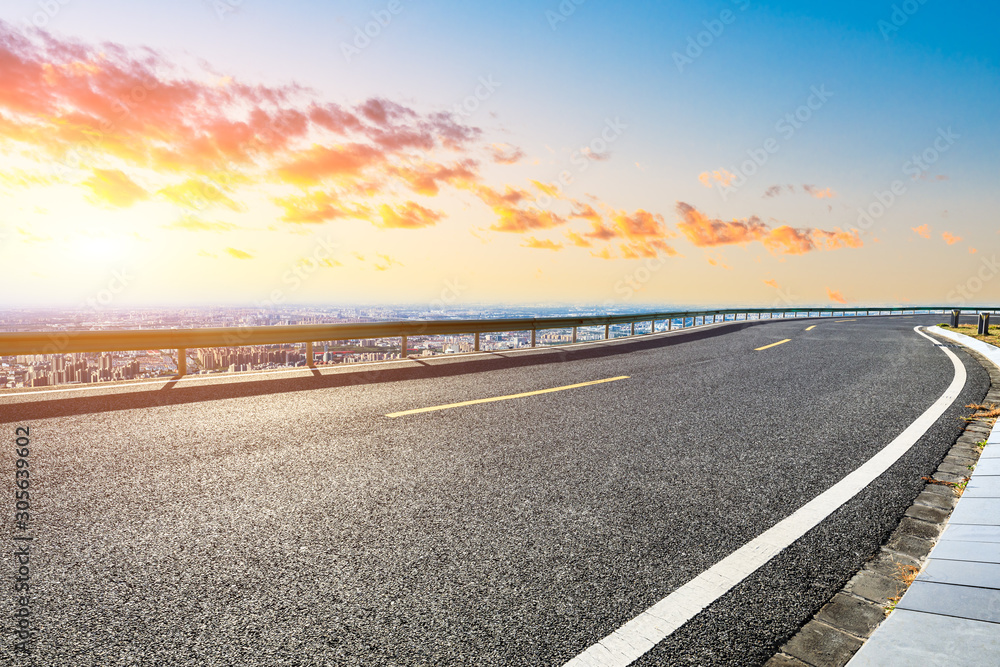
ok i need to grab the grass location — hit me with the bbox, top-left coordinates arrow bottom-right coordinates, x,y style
938,323 -> 1000,348
922,475 -> 972,496
884,562 -> 922,616
977,440 -> 988,451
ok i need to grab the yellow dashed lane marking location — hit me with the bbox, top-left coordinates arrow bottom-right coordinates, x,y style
386,376 -> 630,418
756,339 -> 792,351
805,325 -> 817,331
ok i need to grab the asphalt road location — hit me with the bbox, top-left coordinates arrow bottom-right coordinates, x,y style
0,315 -> 989,666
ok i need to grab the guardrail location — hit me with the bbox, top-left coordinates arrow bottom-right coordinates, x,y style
1,307 -> 997,376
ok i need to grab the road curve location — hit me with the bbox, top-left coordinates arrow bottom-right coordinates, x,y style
0,315 -> 988,666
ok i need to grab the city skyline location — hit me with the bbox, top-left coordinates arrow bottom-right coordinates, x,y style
0,1 -> 998,309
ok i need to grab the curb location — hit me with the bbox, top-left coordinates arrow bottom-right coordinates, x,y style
764,332 -> 999,667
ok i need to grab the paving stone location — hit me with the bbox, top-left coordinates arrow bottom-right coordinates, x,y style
848,610 -> 1000,666
764,653 -> 811,667
943,453 -> 978,467
783,620 -> 863,667
940,524 -> 1000,543
930,471 -> 965,484
874,547 -> 919,570
896,517 -> 944,541
904,504 -> 950,524
936,462 -> 972,475
931,539 -> 1000,564
885,533 -> 934,562
896,581 -> 1000,623
919,483 -> 956,499
913,490 -> 957,511
816,594 -> 886,638
918,558 -> 1000,590
949,497 -> 1000,525
964,476 -> 1000,498
845,570 -> 902,604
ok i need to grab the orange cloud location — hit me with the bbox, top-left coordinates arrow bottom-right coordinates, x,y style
226,247 -> 253,259
82,169 -> 149,208
802,185 -> 836,199
565,230 -> 592,247
389,159 -> 478,196
521,237 -> 563,251
569,201 -> 602,223
165,216 -> 238,232
763,279 -> 779,288
827,288 -> 847,304
942,232 -> 962,245
274,191 -> 372,224
373,253 -> 402,271
969,247 -> 978,254
158,179 -> 244,212
489,143 -> 525,164
377,202 -> 444,229
675,203 -> 862,255
698,169 -> 736,188
912,224 -> 931,239
676,202 -> 769,246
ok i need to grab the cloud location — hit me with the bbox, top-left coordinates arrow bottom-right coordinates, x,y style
0,21 -> 482,221
226,247 -> 253,259
16,227 -> 52,243
389,159 -> 478,196
802,184 -> 836,199
969,247 -> 978,254
942,232 -> 962,245
82,168 -> 149,207
521,236 -> 563,251
675,202 -> 862,255
565,230 -> 592,247
676,202 -> 769,246
763,184 -> 835,199
569,201 -> 602,223
827,288 -> 847,304
580,147 -> 610,161
164,216 -> 238,232
698,169 -> 736,188
373,253 -> 402,271
276,143 -> 387,187
911,224 -> 931,239
274,191 -> 373,224
763,279 -> 779,288
489,143 -> 525,164
157,178 -> 245,212
377,201 -> 444,229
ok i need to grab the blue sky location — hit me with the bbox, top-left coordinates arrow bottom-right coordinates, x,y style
0,0 -> 997,307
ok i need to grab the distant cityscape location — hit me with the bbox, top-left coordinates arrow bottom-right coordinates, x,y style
0,304 -> 669,390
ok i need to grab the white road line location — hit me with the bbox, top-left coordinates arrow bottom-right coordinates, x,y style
564,326 -> 966,667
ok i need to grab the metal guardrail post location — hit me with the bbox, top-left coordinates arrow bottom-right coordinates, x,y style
605,324 -> 610,339
306,341 -> 314,367
531,330 -> 537,347
630,322 -> 636,336
177,348 -> 186,376
474,332 -> 480,352
572,327 -> 577,343
668,317 -> 672,331
401,335 -> 408,358
649,319 -> 655,334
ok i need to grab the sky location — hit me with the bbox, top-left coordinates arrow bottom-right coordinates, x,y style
0,0 -> 998,310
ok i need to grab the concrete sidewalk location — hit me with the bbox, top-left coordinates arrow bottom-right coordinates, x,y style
847,327 -> 1000,665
